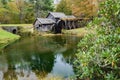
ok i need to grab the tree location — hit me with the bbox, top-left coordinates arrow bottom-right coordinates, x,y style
55,0 -> 72,15
0,0 -> 54,23
0,0 -> 12,23
15,0 -> 25,23
55,0 -> 99,17
34,0 -> 54,18
71,0 -> 99,18
23,2 -> 34,23
7,1 -> 20,23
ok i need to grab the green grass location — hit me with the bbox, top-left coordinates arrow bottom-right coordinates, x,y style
0,24 -> 34,37
0,24 -> 33,27
0,29 -> 20,50
63,27 -> 93,37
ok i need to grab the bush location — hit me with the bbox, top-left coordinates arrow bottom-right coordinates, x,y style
73,0 -> 120,79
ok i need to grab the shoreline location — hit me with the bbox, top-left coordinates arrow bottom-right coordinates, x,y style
0,29 -> 20,50
0,25 -> 90,50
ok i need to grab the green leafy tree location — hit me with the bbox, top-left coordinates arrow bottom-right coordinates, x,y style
15,0 -> 26,23
55,0 -> 72,15
34,0 -> 54,18
0,0 -> 54,23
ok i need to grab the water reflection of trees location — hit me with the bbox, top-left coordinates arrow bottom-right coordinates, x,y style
4,70 -> 17,80
62,48 -> 76,65
52,35 -> 80,45
52,35 -> 66,46
30,52 -> 55,74
3,50 -> 55,79
61,35 -> 80,65
2,35 -> 81,79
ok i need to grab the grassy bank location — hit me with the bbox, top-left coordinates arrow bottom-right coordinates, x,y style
63,27 -> 94,37
0,24 -> 32,27
0,24 -> 34,37
34,27 -> 93,37
0,29 -> 20,50
0,24 -> 92,49
0,24 -> 92,37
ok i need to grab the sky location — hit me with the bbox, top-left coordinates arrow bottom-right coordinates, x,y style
54,0 -> 61,4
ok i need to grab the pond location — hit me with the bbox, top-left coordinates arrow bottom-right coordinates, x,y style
0,35 -> 81,80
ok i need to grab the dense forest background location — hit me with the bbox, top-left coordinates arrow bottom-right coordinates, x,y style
0,0 -> 102,24
55,0 -> 100,17
0,0 -> 54,24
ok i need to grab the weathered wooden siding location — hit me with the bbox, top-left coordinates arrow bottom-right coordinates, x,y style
35,24 -> 54,32
47,14 -> 56,22
41,24 -> 53,31
34,20 -> 41,28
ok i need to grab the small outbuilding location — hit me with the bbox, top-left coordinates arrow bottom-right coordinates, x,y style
33,18 -> 55,32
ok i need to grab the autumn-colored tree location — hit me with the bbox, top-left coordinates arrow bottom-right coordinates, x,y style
55,0 -> 100,18
70,0 -> 99,18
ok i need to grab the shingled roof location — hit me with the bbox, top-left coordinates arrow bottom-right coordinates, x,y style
66,15 -> 76,18
36,18 -> 55,25
61,15 -> 77,20
47,12 -> 66,18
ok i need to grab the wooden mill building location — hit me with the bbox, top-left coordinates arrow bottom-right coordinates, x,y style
33,12 -> 81,33
46,12 -> 79,29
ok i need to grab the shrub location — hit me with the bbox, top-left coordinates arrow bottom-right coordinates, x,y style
73,0 -> 120,79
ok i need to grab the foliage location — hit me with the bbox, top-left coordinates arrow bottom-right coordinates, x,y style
55,0 -> 72,15
34,0 -> 54,18
55,0 -> 102,18
73,0 -> 98,18
100,0 -> 120,27
0,0 -> 54,24
74,0 -> 120,79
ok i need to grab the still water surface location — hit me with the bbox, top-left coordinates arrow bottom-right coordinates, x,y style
0,35 -> 81,80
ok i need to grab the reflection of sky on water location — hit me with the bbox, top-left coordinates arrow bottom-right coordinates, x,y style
50,54 -> 74,78
0,53 -> 74,80
0,54 -> 8,80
